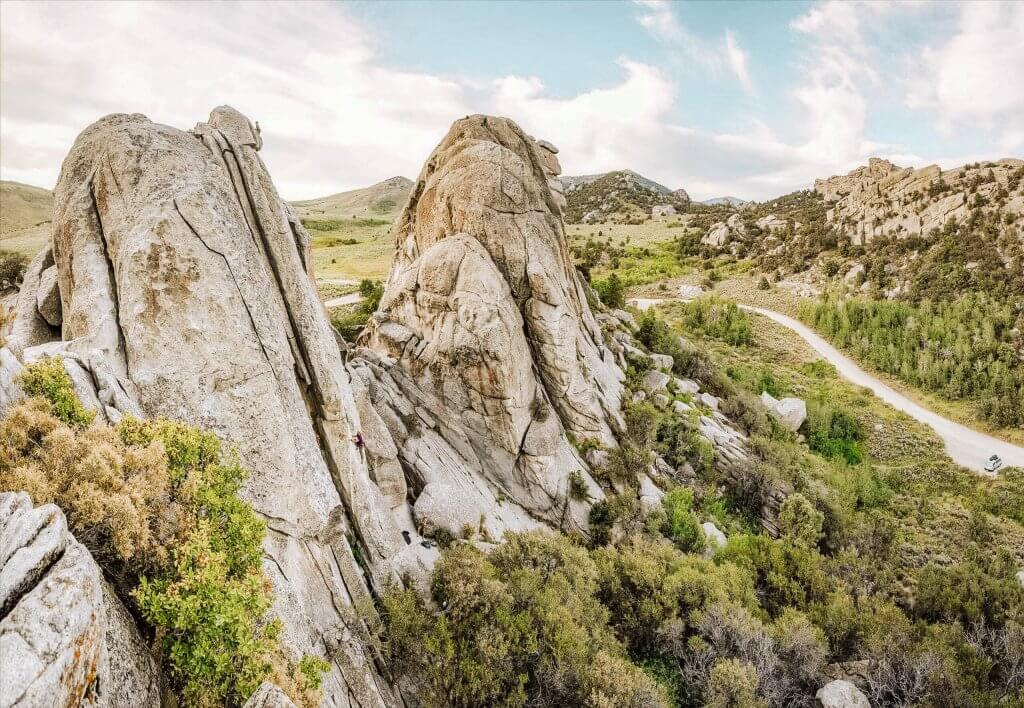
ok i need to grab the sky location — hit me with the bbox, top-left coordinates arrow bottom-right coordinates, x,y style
1,0 -> 1022,202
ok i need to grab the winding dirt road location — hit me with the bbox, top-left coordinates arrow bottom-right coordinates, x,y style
628,297 -> 1024,474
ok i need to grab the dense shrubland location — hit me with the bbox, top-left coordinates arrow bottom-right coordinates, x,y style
800,293 -> 1024,427
0,361 -> 327,707
380,305 -> 1024,707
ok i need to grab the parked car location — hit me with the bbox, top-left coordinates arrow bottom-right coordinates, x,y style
984,454 -> 1003,473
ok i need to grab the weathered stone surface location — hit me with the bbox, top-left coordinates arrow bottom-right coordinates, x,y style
0,346 -> 24,417
651,204 -> 676,217
102,580 -> 163,708
703,213 -> 745,247
701,521 -> 727,554
5,248 -> 58,358
815,679 -> 871,708
761,391 -> 807,432
34,266 -> 61,328
642,369 -> 671,393
359,115 -> 624,535
0,493 -> 105,708
48,107 -> 399,707
244,682 -> 297,708
649,353 -> 673,371
816,157 -> 1023,244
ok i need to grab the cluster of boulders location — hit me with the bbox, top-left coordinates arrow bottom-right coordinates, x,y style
703,213 -> 746,247
815,157 -> 1024,244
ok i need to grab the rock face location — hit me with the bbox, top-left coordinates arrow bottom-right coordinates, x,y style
814,157 -> 1024,245
0,492 -> 161,708
815,679 -> 871,708
25,107 -> 401,707
761,391 -> 807,432
360,116 -> 623,535
703,213 -> 746,247
651,204 -> 677,217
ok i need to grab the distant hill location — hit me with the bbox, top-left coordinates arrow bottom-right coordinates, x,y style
1,180 -> 54,256
291,176 -> 412,221
701,196 -> 747,207
562,170 -> 690,224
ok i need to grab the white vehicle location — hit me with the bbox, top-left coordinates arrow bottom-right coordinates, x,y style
984,454 -> 1003,473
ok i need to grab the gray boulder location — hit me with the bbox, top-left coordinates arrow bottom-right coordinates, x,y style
244,682 -> 297,708
761,391 -> 807,432
701,521 -> 727,553
0,492 -> 161,708
643,369 -> 671,393
816,679 -> 871,708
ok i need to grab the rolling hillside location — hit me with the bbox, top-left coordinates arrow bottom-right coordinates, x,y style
0,180 -> 53,255
291,175 -> 412,220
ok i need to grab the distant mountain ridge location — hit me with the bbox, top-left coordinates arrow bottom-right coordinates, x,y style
561,169 -> 690,224
291,175 -> 413,220
701,196 -> 748,207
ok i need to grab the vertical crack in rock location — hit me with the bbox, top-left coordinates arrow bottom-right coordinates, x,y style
87,178 -> 130,378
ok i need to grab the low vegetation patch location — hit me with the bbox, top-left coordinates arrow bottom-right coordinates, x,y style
1,360 -> 327,707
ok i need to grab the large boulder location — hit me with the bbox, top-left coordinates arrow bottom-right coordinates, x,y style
815,679 -> 871,708
359,115 -> 623,534
0,492 -> 161,708
761,391 -> 807,432
45,107 -> 401,707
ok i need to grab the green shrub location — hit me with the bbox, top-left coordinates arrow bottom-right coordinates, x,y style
802,400 -> 864,464
17,358 -> 95,427
705,659 -> 764,708
777,493 -> 823,549
676,297 -> 753,346
380,533 -> 668,708
0,248 -> 29,289
593,272 -> 625,309
660,487 -> 705,553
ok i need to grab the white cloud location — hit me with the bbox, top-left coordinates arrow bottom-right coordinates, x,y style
0,0 -> 1017,205
632,0 -> 755,94
906,1 -> 1024,151
633,0 -> 682,42
724,31 -> 753,95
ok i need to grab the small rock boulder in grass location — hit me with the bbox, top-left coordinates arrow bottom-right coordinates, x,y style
1016,569 -> 1024,588
243,682 -> 297,708
700,392 -> 719,411
678,284 -> 703,300
761,391 -> 807,432
642,369 -> 671,393
701,521 -> 727,554
651,204 -> 676,217
815,679 -> 871,708
675,378 -> 700,395
649,353 -> 674,371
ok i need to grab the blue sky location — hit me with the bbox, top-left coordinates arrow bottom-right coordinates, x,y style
1,1 -> 1022,200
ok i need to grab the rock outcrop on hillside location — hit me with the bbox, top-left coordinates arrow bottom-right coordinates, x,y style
358,116 -> 624,535
6,107 -> 401,707
562,170 -> 690,223
0,492 -> 162,708
814,157 -> 1024,244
